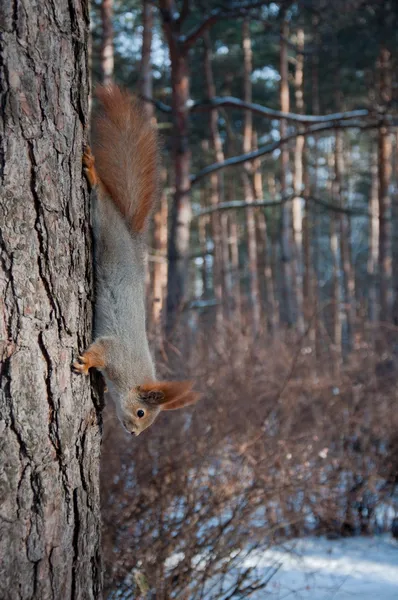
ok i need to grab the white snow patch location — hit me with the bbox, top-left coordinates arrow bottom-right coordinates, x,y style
247,535 -> 398,599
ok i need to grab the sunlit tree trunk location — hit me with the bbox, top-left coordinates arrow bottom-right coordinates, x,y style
0,2 -> 102,597
242,19 -> 260,333
100,0 -> 114,85
292,28 -> 305,334
279,16 -> 294,327
203,31 -> 226,330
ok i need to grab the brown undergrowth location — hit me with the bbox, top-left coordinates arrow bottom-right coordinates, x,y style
101,318 -> 398,599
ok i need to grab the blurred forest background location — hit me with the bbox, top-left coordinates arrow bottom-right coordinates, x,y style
91,1 -> 398,598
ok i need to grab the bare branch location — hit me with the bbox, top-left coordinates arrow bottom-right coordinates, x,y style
192,194 -> 371,219
191,119 -> 380,184
139,94 -> 172,114
190,96 -> 370,124
181,1 -> 272,51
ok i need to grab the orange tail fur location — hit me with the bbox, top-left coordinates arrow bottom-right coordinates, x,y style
92,85 -> 159,232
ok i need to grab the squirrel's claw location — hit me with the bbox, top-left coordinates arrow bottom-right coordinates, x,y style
83,146 -> 99,188
72,355 -> 90,376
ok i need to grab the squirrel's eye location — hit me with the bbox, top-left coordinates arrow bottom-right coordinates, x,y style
137,409 -> 145,419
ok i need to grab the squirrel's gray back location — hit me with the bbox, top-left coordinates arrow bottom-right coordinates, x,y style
91,187 -> 155,387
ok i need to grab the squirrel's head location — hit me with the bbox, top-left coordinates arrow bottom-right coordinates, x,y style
120,380 -> 200,436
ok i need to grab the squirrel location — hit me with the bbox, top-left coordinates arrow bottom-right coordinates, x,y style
73,85 -> 200,436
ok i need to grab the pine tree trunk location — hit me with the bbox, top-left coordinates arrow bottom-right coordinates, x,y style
100,0 -> 114,85
203,32 -> 226,330
378,124 -> 392,321
279,16 -> 295,328
253,133 -> 277,334
140,0 -> 154,113
292,28 -> 305,334
329,151 -> 342,367
368,145 -> 379,324
378,47 -> 393,321
160,2 -> 192,331
0,2 -> 102,599
151,174 -> 168,336
242,19 -> 260,333
334,129 -> 355,350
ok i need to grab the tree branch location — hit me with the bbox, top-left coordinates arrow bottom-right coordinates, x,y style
191,119 -> 380,184
190,96 -> 370,124
181,1 -> 272,51
192,194 -> 371,219
139,94 -> 172,114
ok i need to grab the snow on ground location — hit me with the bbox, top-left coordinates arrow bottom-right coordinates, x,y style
248,535 -> 398,599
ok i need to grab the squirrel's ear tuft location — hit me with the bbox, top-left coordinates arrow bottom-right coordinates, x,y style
138,381 -> 200,410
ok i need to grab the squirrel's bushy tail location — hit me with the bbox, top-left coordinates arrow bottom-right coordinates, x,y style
93,85 -> 159,233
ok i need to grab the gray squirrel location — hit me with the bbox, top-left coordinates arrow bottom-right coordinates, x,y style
73,85 -> 199,435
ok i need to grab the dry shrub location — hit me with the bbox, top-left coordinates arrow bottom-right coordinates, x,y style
101,318 -> 398,599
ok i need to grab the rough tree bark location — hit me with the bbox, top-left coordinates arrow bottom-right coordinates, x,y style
0,2 -> 102,599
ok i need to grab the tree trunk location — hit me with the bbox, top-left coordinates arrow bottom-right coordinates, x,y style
100,0 -> 114,85
279,16 -> 295,328
160,2 -> 192,332
203,31 -> 225,331
334,129 -> 355,351
151,173 -> 168,337
292,28 -> 305,334
329,151 -> 342,368
368,145 -> 379,323
242,19 -> 260,333
253,134 -> 277,335
140,0 -> 154,116
378,47 -> 393,321
0,2 -> 102,599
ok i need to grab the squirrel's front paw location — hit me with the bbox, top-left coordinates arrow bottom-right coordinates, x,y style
72,354 -> 91,376
83,146 -> 99,188
72,342 -> 106,376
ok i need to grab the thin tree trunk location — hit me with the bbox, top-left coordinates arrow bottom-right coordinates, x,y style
101,0 -> 114,85
0,2 -> 102,598
139,0 -> 167,339
292,28 -> 305,334
392,132 -> 398,325
280,16 -> 295,327
203,32 -> 225,330
378,47 -> 393,321
242,19 -> 260,333
329,150 -> 342,367
334,129 -> 355,350
160,1 -> 192,332
253,133 -> 277,334
140,0 -> 154,117
368,145 -> 379,324
310,11 -> 321,357
152,171 -> 168,336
